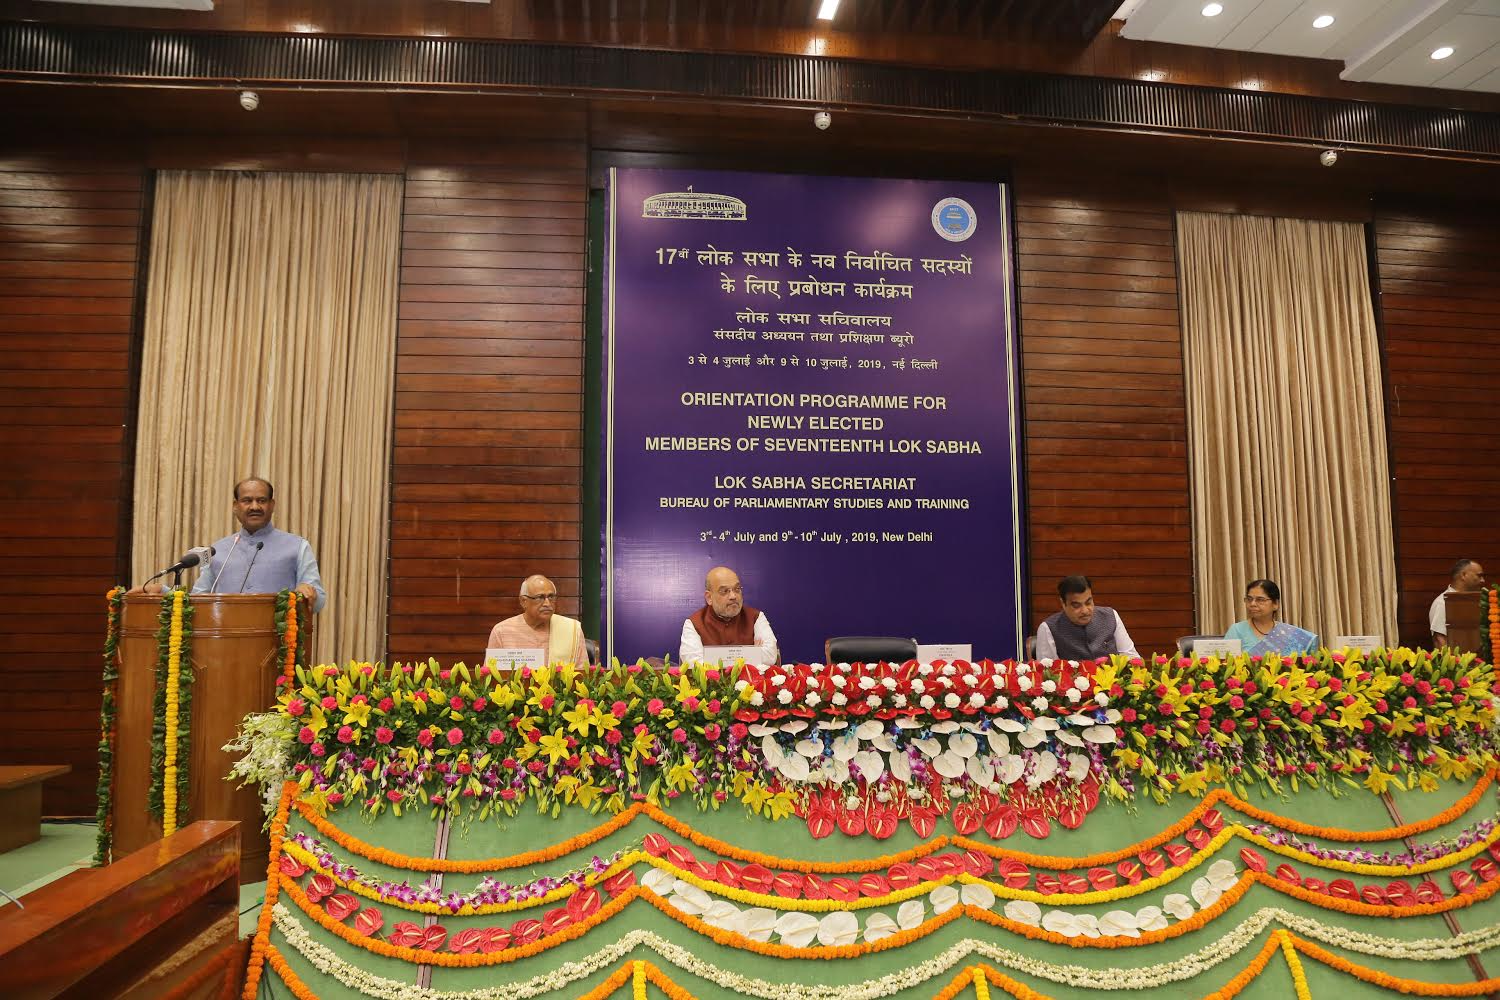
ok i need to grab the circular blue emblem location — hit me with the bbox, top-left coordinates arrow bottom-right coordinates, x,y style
931,197 -> 977,242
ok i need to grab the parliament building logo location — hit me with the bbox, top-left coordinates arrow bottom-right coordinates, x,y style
931,197 -> 977,242
642,186 -> 748,220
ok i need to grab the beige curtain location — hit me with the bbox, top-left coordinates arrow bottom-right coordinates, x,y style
1178,211 -> 1396,646
133,170 -> 402,663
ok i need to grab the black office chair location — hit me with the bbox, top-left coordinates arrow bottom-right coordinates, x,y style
824,636 -> 918,665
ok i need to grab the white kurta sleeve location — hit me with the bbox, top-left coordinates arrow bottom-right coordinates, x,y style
1033,622 -> 1056,661
754,613 -> 779,664
679,618 -> 704,665
1113,613 -> 1139,658
1429,591 -> 1448,637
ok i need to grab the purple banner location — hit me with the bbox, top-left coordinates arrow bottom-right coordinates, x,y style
604,167 -> 1023,663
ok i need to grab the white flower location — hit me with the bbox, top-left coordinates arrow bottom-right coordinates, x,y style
917,663 -> 933,676
858,675 -> 875,690
805,692 -> 821,707
1066,688 -> 1081,703
865,694 -> 881,708
930,885 -> 960,914
896,898 -> 926,929
1041,679 -> 1056,693
750,691 -> 764,706
1031,696 -> 1049,711
771,675 -> 785,687
1017,677 -> 1033,692
776,689 -> 792,704
960,883 -> 996,908
832,674 -> 847,689
893,694 -> 908,707
1162,893 -> 1195,920
774,911 -> 819,948
1095,692 -> 1109,705
944,693 -> 960,709
863,912 -> 899,942
969,692 -> 986,707
1003,899 -> 1042,926
911,679 -> 926,694
920,695 -> 935,709
818,911 -> 860,947
832,692 -> 847,706
941,665 -> 956,676
881,677 -> 897,690
992,695 -> 1009,710
836,662 -> 851,673
1074,675 -> 1091,691
1134,905 -> 1168,931
1018,662 -> 1033,674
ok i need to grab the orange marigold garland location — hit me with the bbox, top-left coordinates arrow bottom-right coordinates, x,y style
1487,588 -> 1500,665
242,782 -> 296,1000
275,589 -> 302,690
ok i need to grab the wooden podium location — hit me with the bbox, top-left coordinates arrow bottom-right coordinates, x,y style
1444,591 -> 1482,654
115,593 -> 309,883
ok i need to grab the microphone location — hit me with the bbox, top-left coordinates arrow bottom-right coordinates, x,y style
145,545 -> 215,583
238,541 -> 264,593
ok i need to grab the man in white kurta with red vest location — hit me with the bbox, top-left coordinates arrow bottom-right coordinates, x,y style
487,574 -> 588,665
678,565 -> 779,665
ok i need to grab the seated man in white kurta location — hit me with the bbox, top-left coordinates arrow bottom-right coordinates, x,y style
486,574 -> 588,666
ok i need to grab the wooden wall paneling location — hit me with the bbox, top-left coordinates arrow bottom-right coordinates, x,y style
0,156 -> 145,814
1375,204 -> 1500,647
387,142 -> 590,663
1013,171 -> 1195,657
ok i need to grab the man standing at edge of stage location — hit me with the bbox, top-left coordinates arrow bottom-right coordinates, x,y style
1430,557 -> 1486,648
140,476 -> 325,611
679,565 -> 779,665
487,574 -> 589,666
1034,574 -> 1138,661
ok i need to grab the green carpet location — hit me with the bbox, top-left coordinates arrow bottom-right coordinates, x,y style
0,821 -> 94,905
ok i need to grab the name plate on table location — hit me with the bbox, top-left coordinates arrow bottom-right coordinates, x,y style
484,647 -> 545,671
918,643 -> 973,664
1190,638 -> 1242,658
1333,635 -> 1382,653
702,644 -> 776,667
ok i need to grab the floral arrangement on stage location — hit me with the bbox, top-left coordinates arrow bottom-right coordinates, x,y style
235,646 -> 1500,999
243,765 -> 1500,1000
244,647 -> 1499,843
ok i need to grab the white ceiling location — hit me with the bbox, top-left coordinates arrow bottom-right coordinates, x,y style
1118,0 -> 1500,94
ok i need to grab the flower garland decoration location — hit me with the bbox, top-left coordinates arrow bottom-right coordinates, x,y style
267,897 -> 1500,1000
1281,933 -> 1312,1000
275,588 -> 303,690
1485,588 -> 1499,664
94,585 -> 126,865
242,783 -> 295,1000
283,833 -> 629,914
147,589 -> 194,831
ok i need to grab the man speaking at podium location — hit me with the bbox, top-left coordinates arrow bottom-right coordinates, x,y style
147,477 -> 325,612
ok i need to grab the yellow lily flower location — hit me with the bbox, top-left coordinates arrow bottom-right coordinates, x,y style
538,731 -> 571,765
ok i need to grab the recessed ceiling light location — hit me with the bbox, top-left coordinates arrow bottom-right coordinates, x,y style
1431,46 -> 1455,60
1202,3 -> 1223,16
815,0 -> 839,20
1312,15 -> 1334,29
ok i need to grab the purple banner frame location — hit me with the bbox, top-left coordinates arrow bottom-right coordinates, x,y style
603,167 -> 1024,664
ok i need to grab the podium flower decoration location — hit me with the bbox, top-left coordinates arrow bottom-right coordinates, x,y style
94,586 -> 126,865
147,589 -> 194,832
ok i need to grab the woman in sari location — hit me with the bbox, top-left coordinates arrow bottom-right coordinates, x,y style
1224,579 -> 1318,656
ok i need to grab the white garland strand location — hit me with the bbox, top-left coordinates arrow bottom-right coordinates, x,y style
271,900 -> 1500,1000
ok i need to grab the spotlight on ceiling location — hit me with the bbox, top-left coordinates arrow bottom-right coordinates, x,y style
1319,149 -> 1338,167
816,0 -> 839,20
1202,3 -> 1223,16
238,90 -> 260,111
1312,15 -> 1334,29
1431,46 -> 1454,60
